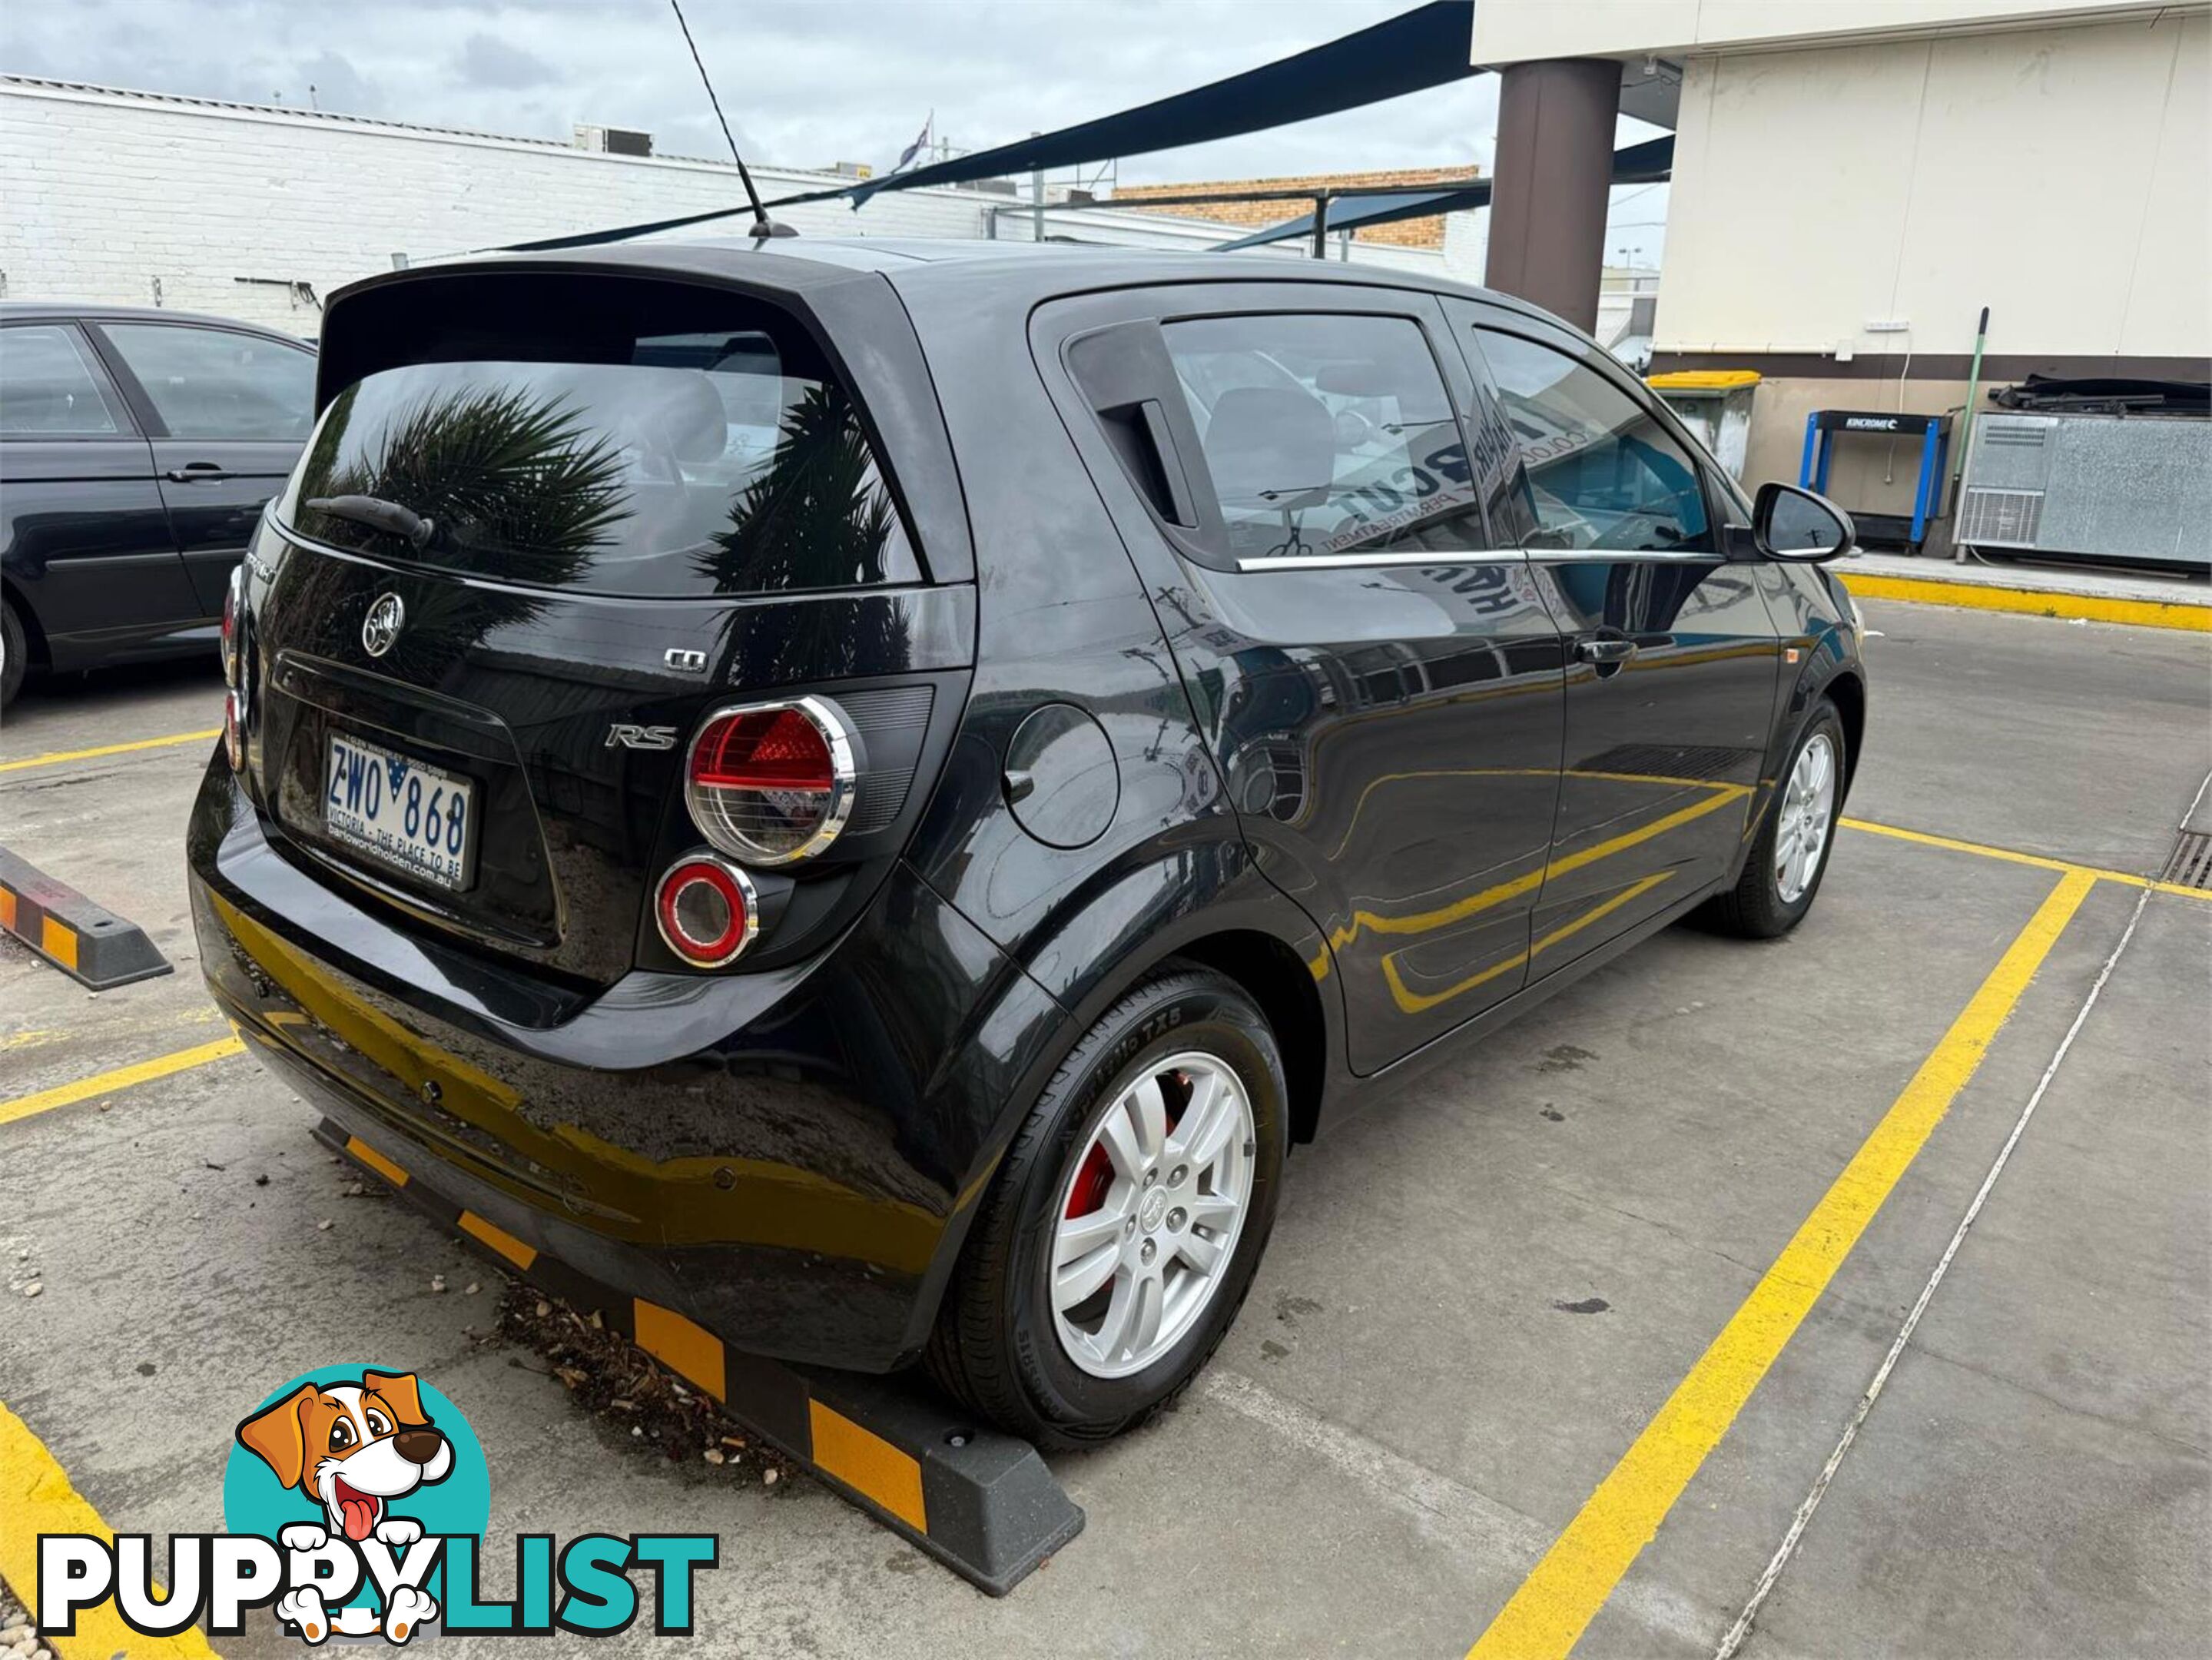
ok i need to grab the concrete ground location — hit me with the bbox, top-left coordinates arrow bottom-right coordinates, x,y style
2,599 -> 2207,1658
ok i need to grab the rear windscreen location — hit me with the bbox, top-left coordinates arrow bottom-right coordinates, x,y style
280,312 -> 921,598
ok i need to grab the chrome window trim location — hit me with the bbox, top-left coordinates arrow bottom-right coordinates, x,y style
269,518 -> 393,567
1524,546 -> 1721,564
1232,549 -> 1530,573
1230,545 -> 1723,573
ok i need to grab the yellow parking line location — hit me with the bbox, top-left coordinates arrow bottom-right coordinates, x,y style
1840,572 -> 2211,632
1842,816 -> 2209,901
0,728 -> 221,774
0,1008 -> 228,1055
1466,868 -> 2096,1660
0,1399 -> 221,1658
0,1037 -> 244,1128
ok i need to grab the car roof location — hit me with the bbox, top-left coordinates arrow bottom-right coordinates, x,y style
717,237 -> 1547,308
348,237 -> 1570,334
735,237 -> 1566,328
0,299 -> 314,342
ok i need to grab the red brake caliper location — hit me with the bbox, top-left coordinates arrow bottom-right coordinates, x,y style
1065,1143 -> 1113,1218
1066,1071 -> 1190,1218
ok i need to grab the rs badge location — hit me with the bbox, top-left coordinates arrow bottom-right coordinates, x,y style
605,724 -> 680,751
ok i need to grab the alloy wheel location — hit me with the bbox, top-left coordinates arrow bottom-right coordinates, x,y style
1049,1052 -> 1255,1379
1774,731 -> 1838,905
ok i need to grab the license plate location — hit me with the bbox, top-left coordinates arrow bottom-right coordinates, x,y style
323,731 -> 475,890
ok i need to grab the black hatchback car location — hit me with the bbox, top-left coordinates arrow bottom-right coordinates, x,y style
188,241 -> 1866,1448
0,302 -> 317,707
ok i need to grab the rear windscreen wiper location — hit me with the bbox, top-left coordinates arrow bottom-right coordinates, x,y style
304,494 -> 436,549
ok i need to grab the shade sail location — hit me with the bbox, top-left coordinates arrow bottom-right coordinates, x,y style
499,2 -> 1482,250
1211,134 -> 1674,250
770,0 -> 1481,210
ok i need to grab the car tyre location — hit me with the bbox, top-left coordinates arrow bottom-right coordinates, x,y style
926,962 -> 1287,1449
1,596 -> 27,711
1702,699 -> 1846,939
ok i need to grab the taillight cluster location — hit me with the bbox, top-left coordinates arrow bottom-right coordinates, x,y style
221,564 -> 248,771
653,696 -> 857,970
655,855 -> 761,968
685,696 -> 857,865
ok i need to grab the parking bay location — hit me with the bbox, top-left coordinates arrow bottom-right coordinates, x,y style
1,600 -> 2206,1658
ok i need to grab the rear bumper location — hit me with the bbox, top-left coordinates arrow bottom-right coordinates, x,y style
188,762 -> 1060,1373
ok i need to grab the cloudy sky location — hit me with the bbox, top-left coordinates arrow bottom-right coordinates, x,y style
0,1 -> 1669,262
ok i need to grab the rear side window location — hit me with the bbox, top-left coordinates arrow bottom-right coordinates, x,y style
0,324 -> 129,437
101,324 -> 315,440
1475,328 -> 1713,555
1161,313 -> 1484,563
282,314 -> 920,599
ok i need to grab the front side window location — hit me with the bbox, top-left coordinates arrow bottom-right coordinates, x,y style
100,324 -> 315,441
281,321 -> 920,599
0,324 -> 129,437
1162,313 -> 1484,563
1476,328 -> 1713,556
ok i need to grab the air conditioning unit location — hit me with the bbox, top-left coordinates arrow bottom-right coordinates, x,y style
573,124 -> 652,158
1958,411 -> 2210,569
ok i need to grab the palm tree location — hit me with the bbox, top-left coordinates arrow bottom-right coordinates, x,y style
292,383 -> 635,678
698,382 -> 914,681
312,383 -> 631,574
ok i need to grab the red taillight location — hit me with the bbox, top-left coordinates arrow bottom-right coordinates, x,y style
685,696 -> 857,865
655,855 -> 760,968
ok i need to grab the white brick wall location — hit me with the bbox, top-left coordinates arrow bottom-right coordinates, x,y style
2,78 -> 1462,334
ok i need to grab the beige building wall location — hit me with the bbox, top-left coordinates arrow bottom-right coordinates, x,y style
1658,11 -> 2210,364
1469,1 -> 2210,523
1660,9 -> 2208,506
1471,0 -> 2185,63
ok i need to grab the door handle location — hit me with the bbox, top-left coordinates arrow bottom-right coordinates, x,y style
164,463 -> 236,483
1576,637 -> 1637,666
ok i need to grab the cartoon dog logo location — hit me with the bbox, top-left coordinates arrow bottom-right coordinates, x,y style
236,1370 -> 453,1642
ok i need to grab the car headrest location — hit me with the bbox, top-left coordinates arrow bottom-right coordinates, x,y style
1203,387 -> 1336,511
653,372 -> 732,463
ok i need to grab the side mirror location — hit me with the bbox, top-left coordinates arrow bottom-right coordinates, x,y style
1753,483 -> 1855,562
